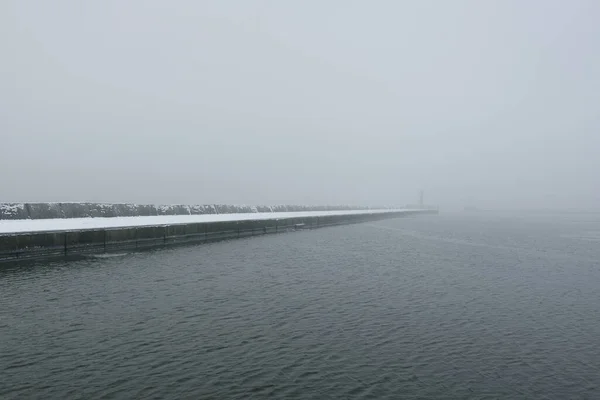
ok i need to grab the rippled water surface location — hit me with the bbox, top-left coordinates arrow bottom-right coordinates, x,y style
2,213 -> 600,399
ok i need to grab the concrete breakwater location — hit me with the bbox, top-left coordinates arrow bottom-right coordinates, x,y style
0,202 -> 382,220
0,209 -> 436,263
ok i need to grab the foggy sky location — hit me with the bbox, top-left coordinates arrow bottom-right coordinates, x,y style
2,0 -> 599,210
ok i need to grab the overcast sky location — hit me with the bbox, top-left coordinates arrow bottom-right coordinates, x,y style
1,0 -> 599,209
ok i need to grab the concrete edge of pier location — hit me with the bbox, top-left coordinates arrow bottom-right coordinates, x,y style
0,209 -> 438,263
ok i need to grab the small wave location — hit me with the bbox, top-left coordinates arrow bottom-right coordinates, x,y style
367,223 -> 600,263
87,253 -> 129,259
560,231 -> 600,242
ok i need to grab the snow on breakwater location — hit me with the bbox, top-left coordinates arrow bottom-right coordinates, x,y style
0,203 -> 387,221
0,209 -> 419,234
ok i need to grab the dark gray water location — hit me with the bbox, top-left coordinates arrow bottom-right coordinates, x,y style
2,213 -> 600,399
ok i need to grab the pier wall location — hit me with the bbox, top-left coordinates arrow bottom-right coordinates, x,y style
0,210 -> 436,263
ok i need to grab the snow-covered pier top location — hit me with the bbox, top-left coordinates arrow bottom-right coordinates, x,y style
0,209 -> 423,235
0,202 -> 389,221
